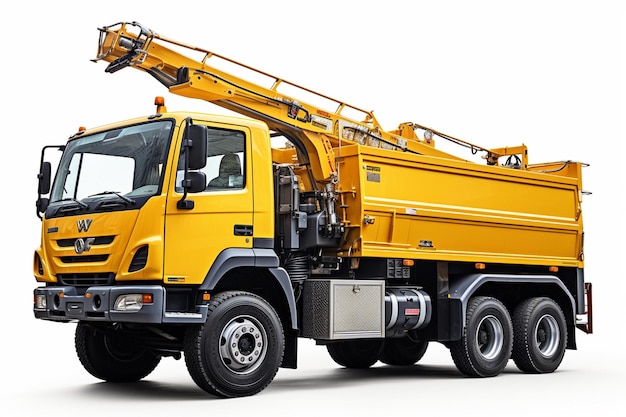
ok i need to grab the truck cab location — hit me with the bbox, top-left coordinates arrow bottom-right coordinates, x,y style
34,110 -> 293,322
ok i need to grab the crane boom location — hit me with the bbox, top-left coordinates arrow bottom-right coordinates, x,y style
93,21 -> 526,184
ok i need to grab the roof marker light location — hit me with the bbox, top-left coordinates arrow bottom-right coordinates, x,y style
155,96 -> 167,114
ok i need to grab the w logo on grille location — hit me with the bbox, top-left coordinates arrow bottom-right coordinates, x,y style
77,219 -> 93,233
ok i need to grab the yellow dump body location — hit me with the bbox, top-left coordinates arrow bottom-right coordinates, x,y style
335,144 -> 583,267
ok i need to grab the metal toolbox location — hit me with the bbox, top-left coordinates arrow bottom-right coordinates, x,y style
301,279 -> 385,340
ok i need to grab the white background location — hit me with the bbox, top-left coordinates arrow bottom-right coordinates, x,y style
2,1 -> 624,415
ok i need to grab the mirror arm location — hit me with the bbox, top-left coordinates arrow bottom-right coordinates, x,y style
177,119 -> 194,209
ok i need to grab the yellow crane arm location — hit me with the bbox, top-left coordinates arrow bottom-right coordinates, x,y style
93,21 -> 527,183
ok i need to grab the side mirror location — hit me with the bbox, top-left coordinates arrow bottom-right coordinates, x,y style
183,171 -> 207,193
37,197 -> 49,213
178,122 -> 208,210
36,161 -> 52,218
38,161 -> 51,194
187,124 -> 208,170
177,171 -> 207,209
37,145 -> 64,219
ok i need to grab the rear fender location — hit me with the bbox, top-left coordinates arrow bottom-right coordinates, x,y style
448,273 -> 577,347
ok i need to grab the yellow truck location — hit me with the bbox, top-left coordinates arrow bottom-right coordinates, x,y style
33,21 -> 593,398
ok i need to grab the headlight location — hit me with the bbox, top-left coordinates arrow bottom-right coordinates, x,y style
113,293 -> 153,311
114,294 -> 144,311
34,294 -> 47,309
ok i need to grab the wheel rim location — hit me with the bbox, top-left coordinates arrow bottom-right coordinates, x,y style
475,315 -> 504,360
534,314 -> 560,358
219,315 -> 267,374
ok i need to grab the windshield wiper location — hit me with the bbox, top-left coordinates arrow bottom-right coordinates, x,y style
57,198 -> 89,212
89,191 -> 136,206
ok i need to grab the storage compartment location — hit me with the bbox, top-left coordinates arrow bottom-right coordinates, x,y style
301,279 -> 385,340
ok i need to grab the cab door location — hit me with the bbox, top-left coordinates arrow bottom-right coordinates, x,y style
163,122 -> 253,285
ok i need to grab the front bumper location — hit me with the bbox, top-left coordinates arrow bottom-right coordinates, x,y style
33,285 -> 208,324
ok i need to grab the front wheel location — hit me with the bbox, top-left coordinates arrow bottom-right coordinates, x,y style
75,322 -> 161,382
512,297 -> 567,373
184,291 -> 284,398
449,296 -> 513,377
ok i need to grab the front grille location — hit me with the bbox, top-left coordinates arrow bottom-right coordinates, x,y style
60,255 -> 109,263
57,235 -> 115,247
58,273 -> 115,287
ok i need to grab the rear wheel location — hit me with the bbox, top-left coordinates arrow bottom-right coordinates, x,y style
75,322 -> 161,382
379,338 -> 429,366
512,297 -> 567,373
327,339 -> 384,368
184,291 -> 284,398
449,296 -> 513,377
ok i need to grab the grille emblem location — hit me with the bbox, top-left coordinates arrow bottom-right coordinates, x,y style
77,219 -> 93,233
74,238 -> 95,254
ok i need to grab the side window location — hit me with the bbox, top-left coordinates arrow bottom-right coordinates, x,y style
176,127 -> 246,191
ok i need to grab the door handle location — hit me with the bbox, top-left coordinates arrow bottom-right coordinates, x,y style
234,224 -> 253,236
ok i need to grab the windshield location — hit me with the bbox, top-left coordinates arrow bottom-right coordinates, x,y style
50,120 -> 173,204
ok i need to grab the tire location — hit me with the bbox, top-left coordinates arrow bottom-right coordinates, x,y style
379,338 -> 429,366
449,296 -> 513,377
326,339 -> 384,368
183,291 -> 284,398
512,297 -> 567,373
75,322 -> 161,382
